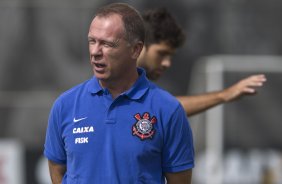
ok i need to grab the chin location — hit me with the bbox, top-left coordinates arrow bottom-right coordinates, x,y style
94,72 -> 108,80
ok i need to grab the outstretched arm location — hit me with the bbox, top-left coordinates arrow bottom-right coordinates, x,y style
177,74 -> 267,116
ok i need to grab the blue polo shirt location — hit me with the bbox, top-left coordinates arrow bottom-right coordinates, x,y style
44,68 -> 194,184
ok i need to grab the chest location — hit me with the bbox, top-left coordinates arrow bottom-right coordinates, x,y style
61,95 -> 164,158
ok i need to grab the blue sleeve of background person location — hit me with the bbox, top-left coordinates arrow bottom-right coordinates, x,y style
44,98 -> 67,165
162,104 -> 195,173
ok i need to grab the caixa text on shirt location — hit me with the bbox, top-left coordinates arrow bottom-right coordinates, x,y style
73,126 -> 94,144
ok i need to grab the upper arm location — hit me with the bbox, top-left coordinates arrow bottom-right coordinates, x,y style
48,160 -> 66,184
162,104 -> 194,173
44,99 -> 66,164
165,169 -> 192,184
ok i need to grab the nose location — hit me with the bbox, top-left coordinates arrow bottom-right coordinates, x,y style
89,44 -> 103,60
161,58 -> 171,69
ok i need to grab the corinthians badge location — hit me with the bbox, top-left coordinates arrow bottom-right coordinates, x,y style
132,112 -> 157,140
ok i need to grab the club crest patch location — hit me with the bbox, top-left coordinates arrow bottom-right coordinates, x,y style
132,112 -> 157,140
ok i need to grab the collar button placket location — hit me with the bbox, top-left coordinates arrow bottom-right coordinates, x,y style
105,101 -> 117,124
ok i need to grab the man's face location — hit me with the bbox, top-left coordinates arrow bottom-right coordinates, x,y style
137,42 -> 175,80
88,14 -> 134,83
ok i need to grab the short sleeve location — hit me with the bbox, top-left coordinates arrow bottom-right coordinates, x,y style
44,99 -> 66,164
162,104 -> 194,173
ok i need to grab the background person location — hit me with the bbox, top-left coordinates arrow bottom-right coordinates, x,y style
137,8 -> 267,116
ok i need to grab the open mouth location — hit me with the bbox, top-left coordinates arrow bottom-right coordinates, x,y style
93,62 -> 107,73
94,63 -> 106,68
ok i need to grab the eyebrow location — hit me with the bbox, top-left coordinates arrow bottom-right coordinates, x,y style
158,50 -> 174,55
88,36 -> 120,47
104,39 -> 120,47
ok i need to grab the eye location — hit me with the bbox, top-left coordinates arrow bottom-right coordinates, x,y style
103,42 -> 111,47
156,52 -> 166,60
88,39 -> 96,45
103,41 -> 115,48
158,51 -> 166,57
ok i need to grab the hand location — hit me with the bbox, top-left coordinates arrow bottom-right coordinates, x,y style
221,74 -> 267,102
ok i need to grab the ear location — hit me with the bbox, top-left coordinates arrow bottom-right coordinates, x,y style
131,41 -> 144,60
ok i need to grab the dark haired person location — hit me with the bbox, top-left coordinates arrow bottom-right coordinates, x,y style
138,8 -> 266,116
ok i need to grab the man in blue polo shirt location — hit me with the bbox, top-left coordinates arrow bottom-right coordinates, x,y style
44,3 -> 194,184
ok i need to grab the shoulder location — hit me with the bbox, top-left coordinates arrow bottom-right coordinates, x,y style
149,82 -> 178,102
147,82 -> 182,112
54,79 -> 91,106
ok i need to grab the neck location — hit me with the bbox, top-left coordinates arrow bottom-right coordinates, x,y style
100,69 -> 139,99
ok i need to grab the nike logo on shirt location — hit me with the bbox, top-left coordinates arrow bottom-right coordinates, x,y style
73,117 -> 87,123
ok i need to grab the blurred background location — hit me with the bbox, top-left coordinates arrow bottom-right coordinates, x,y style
0,0 -> 282,183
